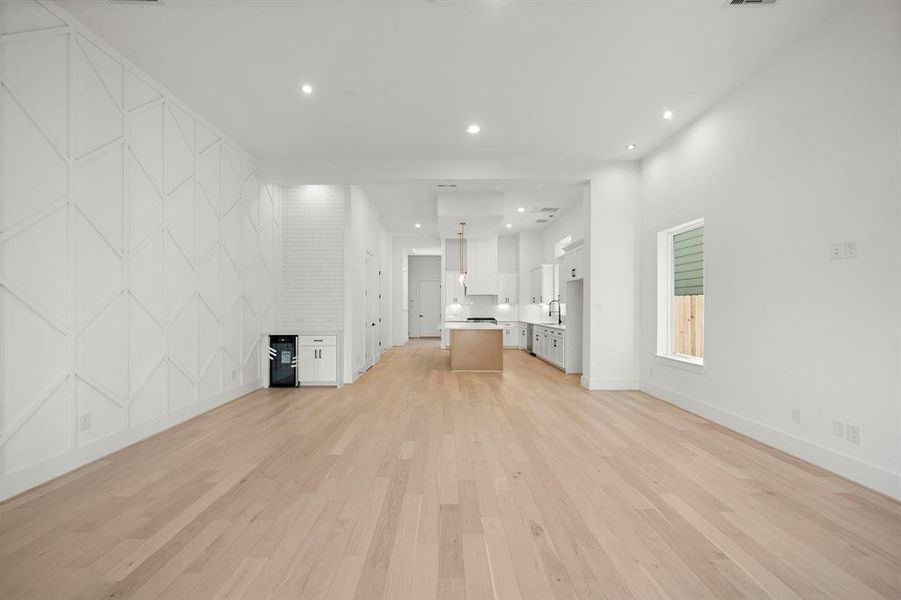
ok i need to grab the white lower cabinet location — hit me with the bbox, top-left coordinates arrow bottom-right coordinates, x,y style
533,326 -> 565,370
298,335 -> 338,386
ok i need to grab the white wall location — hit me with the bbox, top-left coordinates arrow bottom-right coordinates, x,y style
408,255 -> 441,337
0,1 -> 280,499
346,185 -> 390,382
585,163 -> 642,391
639,3 -> 901,498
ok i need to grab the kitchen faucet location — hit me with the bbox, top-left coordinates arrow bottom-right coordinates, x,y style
548,299 -> 562,325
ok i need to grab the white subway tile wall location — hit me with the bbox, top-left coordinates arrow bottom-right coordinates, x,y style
280,186 -> 346,331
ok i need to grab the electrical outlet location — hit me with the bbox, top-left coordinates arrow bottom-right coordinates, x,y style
79,414 -> 92,432
231,369 -> 237,380
829,243 -> 843,260
791,409 -> 801,425
843,241 -> 858,259
832,421 -> 844,438
846,423 -> 861,444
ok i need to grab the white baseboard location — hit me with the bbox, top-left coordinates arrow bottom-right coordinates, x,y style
640,381 -> 901,500
0,379 -> 262,501
581,376 -> 639,391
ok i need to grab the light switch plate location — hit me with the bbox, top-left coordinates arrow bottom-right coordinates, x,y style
832,420 -> 844,437
79,414 -> 92,432
843,241 -> 858,258
791,409 -> 801,424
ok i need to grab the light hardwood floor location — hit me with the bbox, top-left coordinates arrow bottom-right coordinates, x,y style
1,340 -> 899,599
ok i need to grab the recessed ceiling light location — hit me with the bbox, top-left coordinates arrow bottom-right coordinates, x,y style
414,223 -> 421,228
466,124 -> 481,135
662,109 -> 673,120
517,207 -> 525,213
626,143 -> 637,150
301,83 -> 313,95
505,223 -> 512,228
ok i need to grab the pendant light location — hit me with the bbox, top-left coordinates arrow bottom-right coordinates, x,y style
457,222 -> 467,285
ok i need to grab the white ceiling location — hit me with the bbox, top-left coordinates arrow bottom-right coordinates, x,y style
62,0 -> 845,170
364,181 -> 585,237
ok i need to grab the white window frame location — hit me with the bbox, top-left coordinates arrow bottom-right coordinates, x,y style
656,218 -> 704,370
554,235 -> 572,259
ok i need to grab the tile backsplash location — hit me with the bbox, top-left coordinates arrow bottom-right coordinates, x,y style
445,297 -> 565,323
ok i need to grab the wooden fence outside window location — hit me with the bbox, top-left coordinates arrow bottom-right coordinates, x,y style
674,294 -> 704,358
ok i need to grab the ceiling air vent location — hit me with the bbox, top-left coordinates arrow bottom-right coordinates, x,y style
535,219 -> 549,224
531,207 -> 559,214
437,184 -> 457,188
727,0 -> 778,5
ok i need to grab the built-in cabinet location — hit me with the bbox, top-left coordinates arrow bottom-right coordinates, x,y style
558,241 -> 585,305
464,237 -> 499,295
559,240 -> 585,283
298,335 -> 338,385
444,271 -> 465,306
528,264 -> 558,304
497,272 -> 518,304
533,326 -> 565,370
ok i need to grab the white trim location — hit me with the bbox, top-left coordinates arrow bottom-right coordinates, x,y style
1,379 -> 262,501
657,218 -> 705,364
640,381 -> 901,500
654,353 -> 705,373
581,377 -> 639,391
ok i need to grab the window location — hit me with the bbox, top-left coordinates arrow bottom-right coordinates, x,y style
657,219 -> 704,366
554,235 -> 572,259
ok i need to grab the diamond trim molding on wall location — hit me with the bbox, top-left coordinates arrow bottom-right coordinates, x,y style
0,0 -> 282,500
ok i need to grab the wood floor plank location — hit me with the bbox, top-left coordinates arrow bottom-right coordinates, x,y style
1,340 -> 899,600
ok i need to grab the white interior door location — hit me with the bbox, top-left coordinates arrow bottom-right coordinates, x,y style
418,280 -> 441,338
371,262 -> 380,363
364,255 -> 375,370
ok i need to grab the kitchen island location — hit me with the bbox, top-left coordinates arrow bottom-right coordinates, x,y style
443,322 -> 504,371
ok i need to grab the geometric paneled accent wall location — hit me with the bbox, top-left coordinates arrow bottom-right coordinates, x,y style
0,0 -> 281,499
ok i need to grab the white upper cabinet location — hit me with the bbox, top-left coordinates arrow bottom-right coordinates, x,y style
529,264 -> 557,304
559,239 -> 585,282
445,271 -> 465,305
497,272 -> 517,304
464,237 -> 498,295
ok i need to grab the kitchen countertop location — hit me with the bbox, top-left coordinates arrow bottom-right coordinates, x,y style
443,320 -> 565,331
515,319 -> 566,331
442,322 -> 503,330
